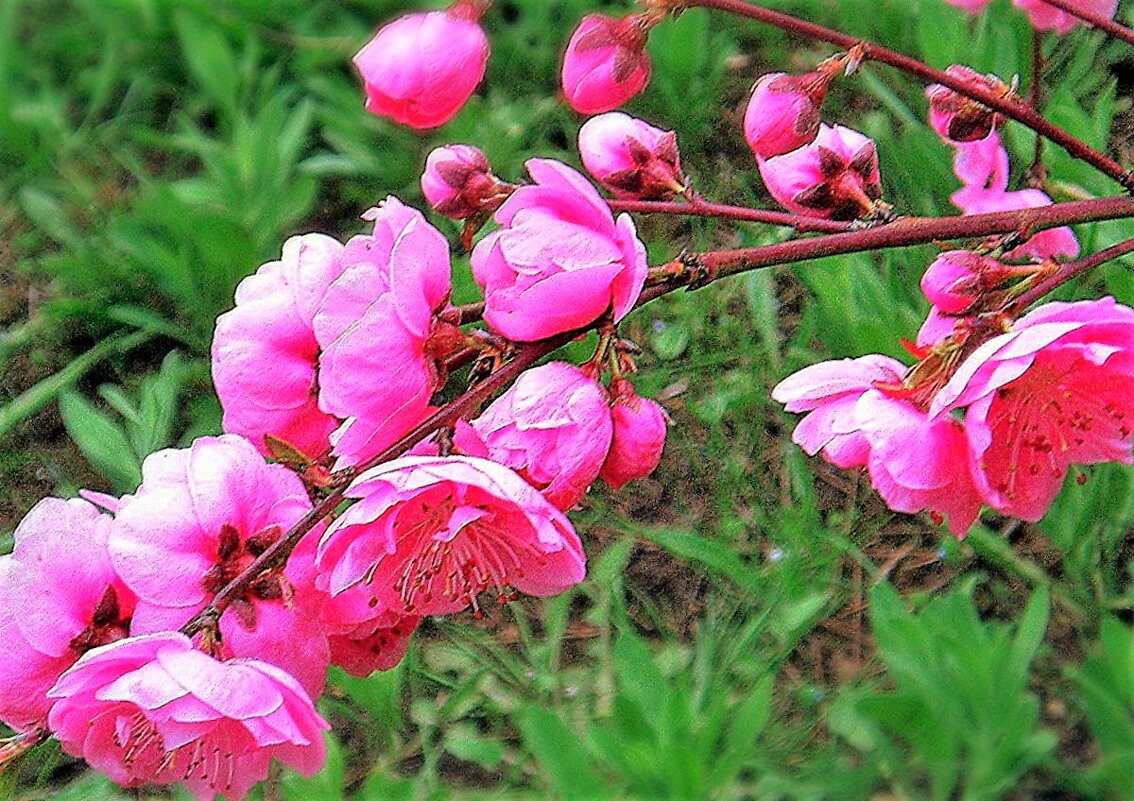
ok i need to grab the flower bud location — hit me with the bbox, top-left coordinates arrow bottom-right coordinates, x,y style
743,72 -> 831,159
758,124 -> 883,220
921,250 -> 1014,314
353,3 -> 489,129
421,144 -> 513,219
926,65 -> 1008,144
599,378 -> 667,489
561,14 -> 653,114
578,112 -> 685,200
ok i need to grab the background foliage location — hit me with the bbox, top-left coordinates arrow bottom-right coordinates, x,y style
3,0 -> 1134,798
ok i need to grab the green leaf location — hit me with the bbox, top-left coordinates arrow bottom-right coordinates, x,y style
58,391 -> 142,492
516,706 -> 603,800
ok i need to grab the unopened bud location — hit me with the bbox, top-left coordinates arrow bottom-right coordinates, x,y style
561,13 -> 654,114
578,112 -> 685,200
744,71 -> 831,159
421,144 -> 513,220
926,65 -> 1009,144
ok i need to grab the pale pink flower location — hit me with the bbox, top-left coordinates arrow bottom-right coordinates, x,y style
744,72 -> 830,159
213,234 -> 345,460
471,159 -> 649,341
315,455 -> 586,618
421,144 -> 511,220
0,498 -> 135,731
561,14 -> 652,114
932,297 -> 1134,521
108,435 -> 329,698
353,4 -> 489,129
926,65 -> 1006,144
1013,0 -> 1118,33
599,377 -> 668,489
772,355 -> 907,469
471,362 -> 613,509
578,112 -> 685,200
314,198 -> 455,468
47,633 -> 328,800
758,124 -> 883,220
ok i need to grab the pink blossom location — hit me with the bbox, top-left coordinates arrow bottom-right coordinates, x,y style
315,455 -> 586,618
47,633 -> 328,800
314,198 -> 455,468
471,362 -> 613,509
213,234 -> 345,460
758,124 -> 883,220
926,65 -> 1006,144
917,306 -> 969,349
772,355 -> 907,469
932,297 -> 1134,521
578,112 -> 685,200
353,4 -> 489,129
471,159 -> 649,341
1013,0 -> 1118,33
743,72 -> 830,159
599,377 -> 668,489
921,250 -> 1018,314
561,14 -> 652,114
328,611 -> 420,677
108,435 -> 329,698
0,498 -> 135,731
421,144 -> 511,220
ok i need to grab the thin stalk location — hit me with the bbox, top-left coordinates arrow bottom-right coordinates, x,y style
678,0 -> 1132,188
606,198 -> 853,232
1006,235 -> 1134,314
1028,29 -> 1047,187
1030,0 -> 1134,47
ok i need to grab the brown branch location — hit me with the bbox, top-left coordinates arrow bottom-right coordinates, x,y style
1031,0 -> 1134,48
1006,235 -> 1134,314
606,198 -> 853,233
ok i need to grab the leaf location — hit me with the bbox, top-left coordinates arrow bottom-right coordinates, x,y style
58,391 -> 142,492
516,705 -> 604,800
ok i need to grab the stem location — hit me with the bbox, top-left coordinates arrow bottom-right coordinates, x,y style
1028,29 -> 1047,187
1006,235 -> 1134,314
1030,0 -> 1134,48
606,198 -> 853,233
679,0 -> 1132,188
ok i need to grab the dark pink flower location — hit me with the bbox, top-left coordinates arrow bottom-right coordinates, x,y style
327,611 -> 420,677
0,498 -> 135,731
471,159 -> 648,341
758,124 -> 883,220
315,455 -> 586,618
1013,0 -> 1117,33
421,144 -> 512,220
471,362 -> 613,509
213,234 -> 345,460
926,65 -> 1006,144
932,297 -> 1134,520
599,377 -> 668,488
108,435 -> 329,697
561,14 -> 652,114
578,112 -> 685,200
353,4 -> 489,129
743,72 -> 830,159
47,633 -> 328,800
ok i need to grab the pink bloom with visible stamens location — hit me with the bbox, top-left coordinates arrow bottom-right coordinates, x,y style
932,297 -> 1134,521
578,112 -> 685,200
471,362 -> 613,509
471,159 -> 648,342
47,633 -> 328,801
0,498 -> 135,731
561,14 -> 652,114
213,234 -> 345,460
1013,0 -> 1118,33
314,198 -> 455,468
353,5 -> 489,129
599,377 -> 668,489
315,455 -> 586,619
108,435 -> 329,698
758,124 -> 883,220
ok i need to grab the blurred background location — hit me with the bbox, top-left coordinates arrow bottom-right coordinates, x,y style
4,0 -> 1134,798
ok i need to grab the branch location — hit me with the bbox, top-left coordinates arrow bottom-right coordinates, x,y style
606,198 -> 854,233
1031,0 -> 1134,48
678,0 -> 1132,189
1006,235 -> 1134,314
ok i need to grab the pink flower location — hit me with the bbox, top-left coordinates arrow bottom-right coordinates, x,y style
471,159 -> 649,341
47,633 -> 328,800
561,14 -> 652,114
314,198 -> 456,468
1013,0 -> 1118,34
353,4 -> 489,129
932,297 -> 1134,521
772,355 -> 907,469
327,611 -> 420,677
945,0 -> 994,11
921,250 -> 1019,314
599,377 -> 668,488
213,234 -> 345,460
758,124 -> 883,220
578,112 -> 685,200
315,455 -> 586,618
743,72 -> 830,159
926,65 -> 1006,144
108,435 -> 330,698
0,498 -> 135,731
421,144 -> 512,220
471,362 -> 613,509
917,306 -> 969,349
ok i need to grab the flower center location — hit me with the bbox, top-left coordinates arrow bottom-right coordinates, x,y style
67,585 -> 130,654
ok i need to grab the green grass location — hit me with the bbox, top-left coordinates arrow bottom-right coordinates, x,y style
4,0 -> 1134,798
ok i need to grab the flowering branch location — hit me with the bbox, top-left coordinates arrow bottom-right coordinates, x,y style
606,198 -> 853,233
1033,0 -> 1134,47
672,0 -> 1133,189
